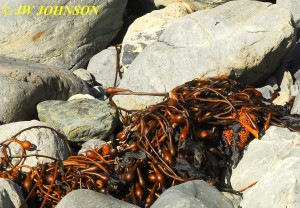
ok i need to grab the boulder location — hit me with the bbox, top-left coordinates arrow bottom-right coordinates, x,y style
0,0 -> 127,70
78,139 -> 106,155
231,126 -> 300,207
0,57 -> 89,123
151,180 -> 234,208
0,120 -> 70,168
277,0 -> 300,38
56,189 -> 139,208
0,179 -> 27,208
87,47 -> 120,87
115,0 -> 296,110
37,99 -> 118,142
121,3 -> 189,71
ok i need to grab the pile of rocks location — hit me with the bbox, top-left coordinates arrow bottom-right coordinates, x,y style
0,0 -> 300,207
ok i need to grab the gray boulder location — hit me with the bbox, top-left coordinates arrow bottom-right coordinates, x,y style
56,189 -> 139,208
151,180 -> 234,208
231,126 -> 300,207
121,3 -> 189,71
0,120 -> 70,168
277,0 -> 300,37
37,99 -> 118,142
0,57 -> 89,123
87,47 -> 120,88
115,0 -> 296,110
0,0 -> 127,70
0,179 -> 27,208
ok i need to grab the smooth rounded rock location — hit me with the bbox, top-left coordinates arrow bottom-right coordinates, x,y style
116,0 -> 296,110
0,179 -> 27,208
56,189 -> 139,208
0,56 -> 90,123
0,0 -> 127,70
0,120 -> 70,168
37,99 -> 118,142
151,180 -> 234,208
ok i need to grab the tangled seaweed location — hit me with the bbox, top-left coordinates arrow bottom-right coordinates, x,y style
0,76 -> 300,208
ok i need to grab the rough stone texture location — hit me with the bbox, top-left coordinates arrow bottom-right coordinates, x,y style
78,139 -> 106,155
73,68 -> 94,86
291,92 -> 300,115
277,0 -> 300,37
231,126 -> 300,208
272,71 -> 294,105
148,0 -> 233,11
151,180 -> 234,208
121,3 -> 189,71
87,47 -> 120,88
0,179 -> 27,208
0,120 -> 69,168
0,56 -> 90,123
56,189 -> 139,208
0,0 -> 127,70
116,1 -> 296,110
37,99 -> 118,142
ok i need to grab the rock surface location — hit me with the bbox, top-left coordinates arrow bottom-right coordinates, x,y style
277,0 -> 300,37
291,92 -> 300,115
0,0 -> 127,70
0,179 -> 27,208
73,68 -> 94,86
37,99 -> 118,142
0,120 -> 69,168
56,189 -> 139,208
121,3 -> 189,71
231,126 -> 300,207
78,139 -> 106,155
87,47 -> 120,87
0,57 -> 89,123
149,0 -> 233,11
151,180 -> 234,208
116,0 -> 296,110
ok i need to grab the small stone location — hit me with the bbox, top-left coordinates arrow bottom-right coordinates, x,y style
90,86 -> 107,100
256,85 -> 274,100
0,120 -> 69,169
87,47 -> 120,88
73,68 -> 94,86
151,180 -> 234,208
68,94 -> 95,101
56,189 -> 139,208
272,92 -> 292,106
78,139 -> 106,155
37,99 -> 118,142
0,178 -> 27,208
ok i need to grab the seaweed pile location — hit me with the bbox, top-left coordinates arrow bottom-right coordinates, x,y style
0,76 -> 299,208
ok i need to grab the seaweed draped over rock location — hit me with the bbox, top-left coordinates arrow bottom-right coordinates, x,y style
0,76 -> 299,208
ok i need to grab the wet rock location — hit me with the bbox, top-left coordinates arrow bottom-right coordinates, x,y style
121,3 -> 189,71
73,68 -> 94,86
231,126 -> 300,207
87,47 -> 120,88
151,180 -> 234,208
0,179 -> 27,208
0,0 -> 127,70
0,120 -> 69,168
56,189 -> 138,208
0,57 -> 89,123
37,99 -> 118,142
90,86 -> 107,100
116,1 -> 296,110
78,139 -> 106,155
